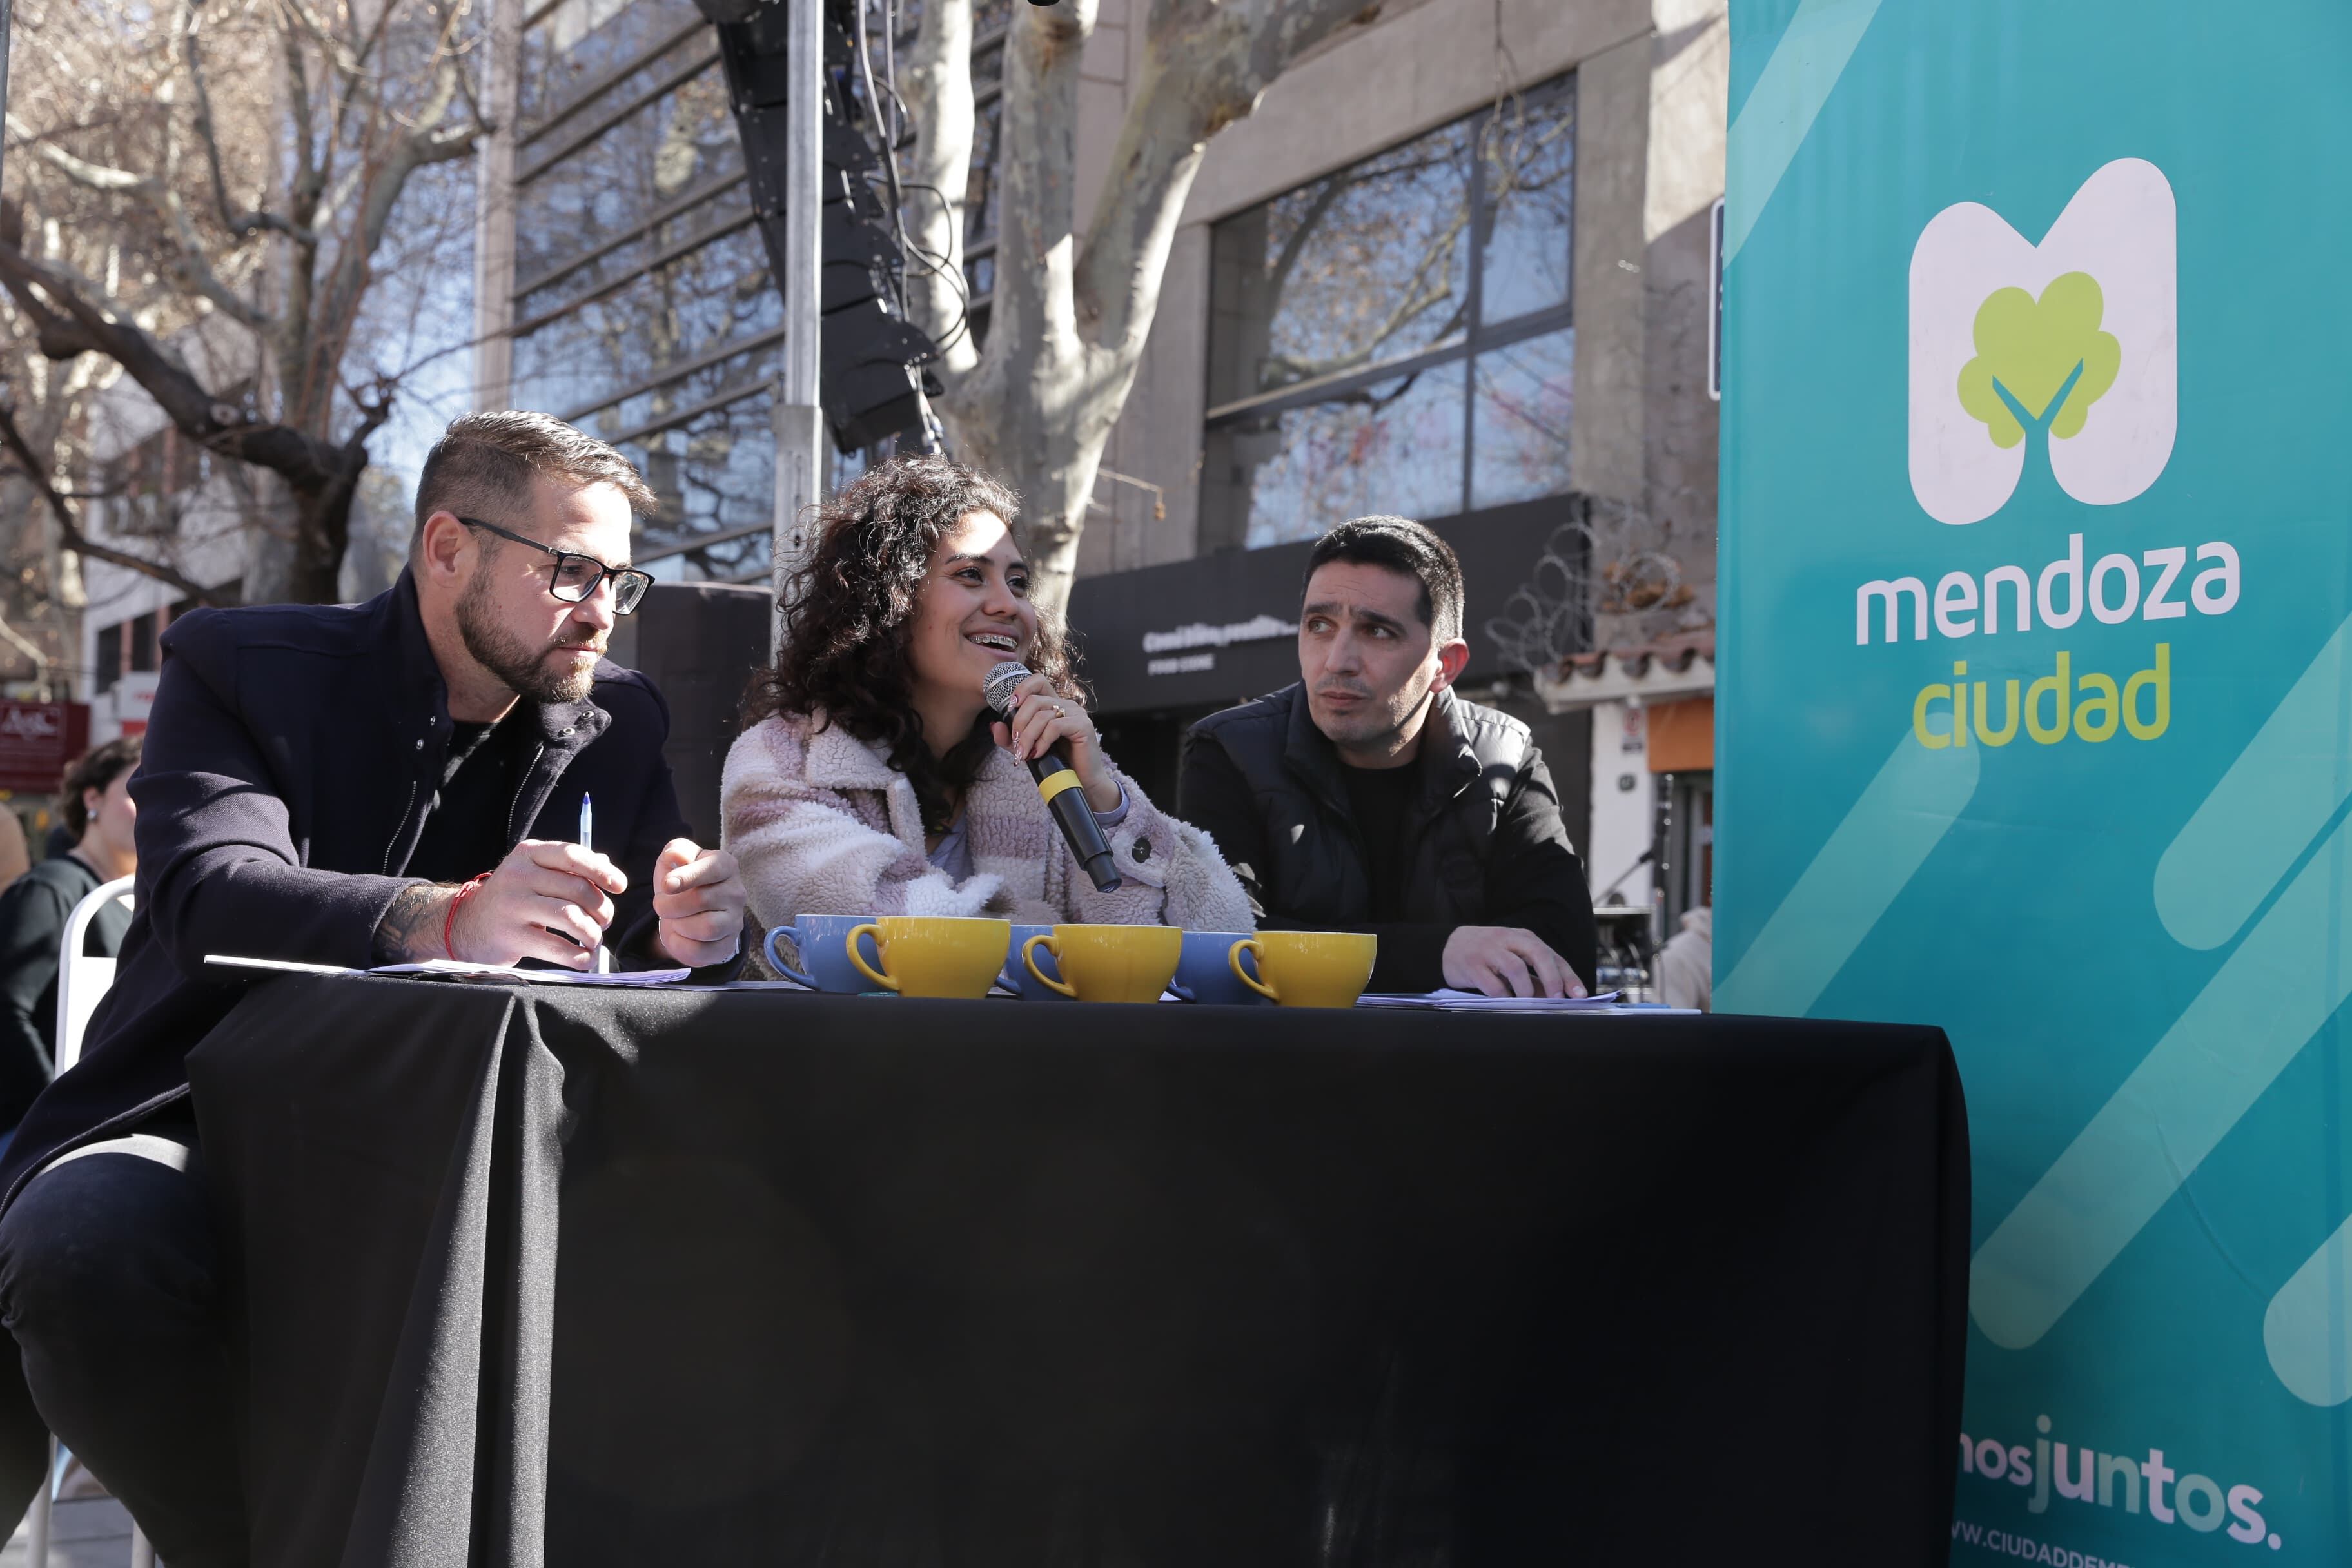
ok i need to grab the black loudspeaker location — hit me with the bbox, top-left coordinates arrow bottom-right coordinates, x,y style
606,582 -> 775,847
704,0 -> 939,452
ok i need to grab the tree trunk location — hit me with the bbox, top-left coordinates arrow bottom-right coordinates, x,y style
282,451 -> 364,605
916,0 -> 1385,616
288,498 -> 346,605
930,0 -> 1110,612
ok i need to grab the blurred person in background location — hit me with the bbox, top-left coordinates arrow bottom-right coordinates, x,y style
0,811 -> 27,888
0,738 -> 139,1139
1657,905 -> 1712,1012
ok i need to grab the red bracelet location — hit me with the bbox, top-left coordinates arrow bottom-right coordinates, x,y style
443,873 -> 493,960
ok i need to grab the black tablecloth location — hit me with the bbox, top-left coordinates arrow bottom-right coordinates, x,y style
184,977 -> 1967,1567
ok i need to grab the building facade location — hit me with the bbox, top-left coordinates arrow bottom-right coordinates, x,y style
1064,0 -> 1727,942
474,0 -> 1727,945
75,319 -> 283,746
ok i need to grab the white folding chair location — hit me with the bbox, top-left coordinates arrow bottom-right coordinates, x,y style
54,874 -> 134,1076
27,874 -> 152,1567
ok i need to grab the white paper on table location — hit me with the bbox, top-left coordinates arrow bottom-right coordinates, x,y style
206,955 -> 691,986
1354,989 -> 1639,1013
204,955 -> 358,977
367,959 -> 691,986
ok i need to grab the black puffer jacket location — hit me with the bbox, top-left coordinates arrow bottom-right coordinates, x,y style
1178,683 -> 1596,993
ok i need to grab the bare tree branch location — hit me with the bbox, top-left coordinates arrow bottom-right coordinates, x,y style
181,0 -> 315,242
4,105 -> 277,334
302,58 -> 483,418
0,223 -> 342,490
5,119 -> 144,192
0,400 -> 235,607
1073,0 -> 1385,361
275,0 -> 374,82
1,0 -> 484,605
1263,175 -> 1348,310
1260,206 -> 1469,386
0,600 -> 55,696
936,0 -> 1387,610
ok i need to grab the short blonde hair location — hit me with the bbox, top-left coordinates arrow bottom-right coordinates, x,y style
411,411 -> 657,556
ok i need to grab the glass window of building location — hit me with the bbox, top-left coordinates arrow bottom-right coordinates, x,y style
509,0 -> 781,583
505,0 -> 995,582
956,0 -> 1012,326
1202,75 -> 1575,549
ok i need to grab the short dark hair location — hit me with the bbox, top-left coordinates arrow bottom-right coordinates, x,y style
61,735 -> 141,838
411,411 -> 658,556
1303,515 -> 1465,643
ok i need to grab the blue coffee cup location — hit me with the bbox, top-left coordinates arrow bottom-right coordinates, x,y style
1170,930 -> 1269,1004
1001,922 -> 1070,1000
764,914 -> 885,993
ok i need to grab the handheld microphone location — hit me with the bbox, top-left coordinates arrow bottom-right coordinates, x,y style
982,661 -> 1122,893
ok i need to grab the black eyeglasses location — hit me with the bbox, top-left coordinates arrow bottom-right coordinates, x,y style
457,517 -> 655,615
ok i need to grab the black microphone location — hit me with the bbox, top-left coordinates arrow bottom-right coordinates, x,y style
982,661 -> 1121,892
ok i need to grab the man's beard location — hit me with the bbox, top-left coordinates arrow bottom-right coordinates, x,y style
1314,674 -> 1435,750
458,566 -> 603,705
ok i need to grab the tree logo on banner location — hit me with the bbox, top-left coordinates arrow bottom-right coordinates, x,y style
1907,158 -> 2177,526
1955,273 -> 2121,449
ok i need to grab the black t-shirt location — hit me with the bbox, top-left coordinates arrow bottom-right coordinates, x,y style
1340,761 -> 1424,922
406,714 -> 537,885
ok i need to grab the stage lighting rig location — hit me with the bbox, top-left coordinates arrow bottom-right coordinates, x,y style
698,0 -> 943,451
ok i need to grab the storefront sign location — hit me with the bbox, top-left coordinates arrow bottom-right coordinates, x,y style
1140,614 -> 1300,679
0,701 -> 90,794
1720,3 -> 2352,1562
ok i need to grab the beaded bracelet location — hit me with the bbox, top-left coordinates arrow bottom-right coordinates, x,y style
443,872 -> 493,960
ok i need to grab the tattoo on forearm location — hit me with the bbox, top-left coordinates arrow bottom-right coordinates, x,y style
373,883 -> 455,965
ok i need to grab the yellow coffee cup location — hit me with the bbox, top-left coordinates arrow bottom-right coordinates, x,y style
1229,931 -> 1378,1008
846,916 -> 1012,999
1023,924 -> 1184,1004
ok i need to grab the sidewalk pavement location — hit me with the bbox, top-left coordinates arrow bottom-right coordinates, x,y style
0,1497 -> 139,1567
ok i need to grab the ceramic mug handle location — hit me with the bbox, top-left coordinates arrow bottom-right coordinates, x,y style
845,923 -> 897,992
1230,937 -> 1279,1003
1023,933 -> 1078,999
762,925 -> 817,987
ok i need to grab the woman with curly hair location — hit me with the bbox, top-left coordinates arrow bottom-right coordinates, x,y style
720,455 -> 1250,933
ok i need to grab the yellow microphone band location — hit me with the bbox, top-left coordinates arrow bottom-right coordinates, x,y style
1036,768 -> 1084,805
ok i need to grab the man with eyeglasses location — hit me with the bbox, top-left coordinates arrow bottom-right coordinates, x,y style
0,411 -> 749,1562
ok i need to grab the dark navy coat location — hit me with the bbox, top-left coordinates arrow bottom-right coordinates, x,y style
0,571 -> 730,1206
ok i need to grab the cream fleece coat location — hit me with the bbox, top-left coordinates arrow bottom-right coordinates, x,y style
721,710 -> 1254,930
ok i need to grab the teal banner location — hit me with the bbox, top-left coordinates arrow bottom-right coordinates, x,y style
1719,2 -> 2352,1563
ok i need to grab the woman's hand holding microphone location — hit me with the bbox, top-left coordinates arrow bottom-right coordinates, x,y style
990,671 -> 1121,812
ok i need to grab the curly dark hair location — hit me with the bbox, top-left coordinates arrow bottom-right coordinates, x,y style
748,454 -> 1081,833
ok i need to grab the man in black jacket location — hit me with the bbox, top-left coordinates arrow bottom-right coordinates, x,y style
0,412 -> 748,1563
1180,516 -> 1596,998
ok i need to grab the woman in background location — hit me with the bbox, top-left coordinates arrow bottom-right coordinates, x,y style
0,736 -> 139,1136
721,455 -> 1249,933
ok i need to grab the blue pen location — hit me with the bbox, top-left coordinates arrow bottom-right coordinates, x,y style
580,794 -> 608,972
